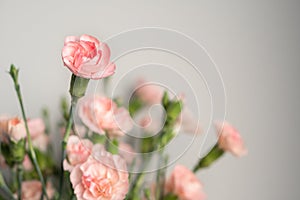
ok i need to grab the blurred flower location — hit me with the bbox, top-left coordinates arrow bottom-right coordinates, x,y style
22,154 -> 33,171
215,121 -> 248,157
28,118 -> 45,138
118,142 -> 135,165
60,124 -> 87,138
28,118 -> 49,152
0,117 -> 26,143
79,95 -> 133,137
62,34 -> 115,80
70,144 -> 129,200
135,79 -> 164,104
63,135 -> 93,172
165,165 -> 206,200
31,134 -> 49,152
135,80 -> 201,135
15,180 -> 54,200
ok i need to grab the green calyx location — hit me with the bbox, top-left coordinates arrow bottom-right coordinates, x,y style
69,74 -> 90,99
193,143 -> 225,172
1,139 -> 26,166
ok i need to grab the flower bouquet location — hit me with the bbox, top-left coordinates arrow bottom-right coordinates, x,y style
0,34 -> 247,200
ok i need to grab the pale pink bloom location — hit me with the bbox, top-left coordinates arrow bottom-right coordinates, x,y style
28,118 -> 46,138
62,34 -> 116,80
165,165 -> 206,200
63,135 -> 93,172
70,144 -> 129,200
28,118 -> 49,152
79,95 -> 133,137
135,80 -> 164,104
215,121 -> 247,157
22,154 -> 33,171
0,117 -> 26,143
118,142 -> 135,165
16,180 -> 54,200
32,134 -> 49,152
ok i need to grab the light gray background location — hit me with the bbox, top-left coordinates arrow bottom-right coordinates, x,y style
1,1 -> 299,199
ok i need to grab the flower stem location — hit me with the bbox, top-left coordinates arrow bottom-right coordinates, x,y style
16,164 -> 23,200
127,155 -> 152,200
9,65 -> 49,200
58,99 -> 76,200
0,171 -> 16,200
155,153 -> 168,200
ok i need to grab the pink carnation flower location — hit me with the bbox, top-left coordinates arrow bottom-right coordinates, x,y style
79,95 -> 133,137
0,117 -> 26,143
63,135 -> 93,172
165,165 -> 206,200
215,121 -> 248,157
62,34 -> 115,80
70,144 -> 129,200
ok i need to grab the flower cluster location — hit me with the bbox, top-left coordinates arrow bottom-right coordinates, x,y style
0,34 -> 247,200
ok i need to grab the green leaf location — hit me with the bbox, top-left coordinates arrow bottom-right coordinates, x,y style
129,96 -> 144,116
164,193 -> 179,200
162,91 -> 169,108
143,188 -> 151,200
166,100 -> 183,122
107,138 -> 119,155
91,133 -> 106,144
159,129 -> 175,149
141,136 -> 156,153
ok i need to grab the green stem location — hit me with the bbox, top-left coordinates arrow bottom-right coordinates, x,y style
155,153 -> 168,200
9,67 -> 49,200
42,108 -> 51,134
126,157 -> 150,200
193,143 -> 224,172
0,171 -> 16,200
16,164 -> 23,200
103,77 -> 110,95
131,173 -> 145,200
105,133 -> 119,155
58,100 -> 75,200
